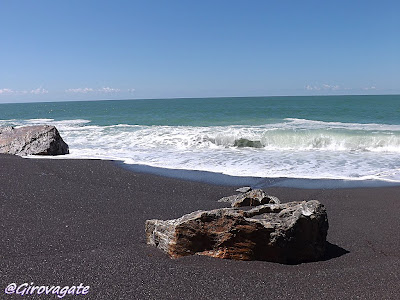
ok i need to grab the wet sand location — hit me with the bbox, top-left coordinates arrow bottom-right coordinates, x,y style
1,154 -> 399,299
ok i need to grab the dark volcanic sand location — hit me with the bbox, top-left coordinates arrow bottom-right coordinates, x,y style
1,154 -> 399,299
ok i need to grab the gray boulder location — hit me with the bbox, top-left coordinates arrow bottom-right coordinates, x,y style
146,200 -> 328,264
0,125 -> 69,156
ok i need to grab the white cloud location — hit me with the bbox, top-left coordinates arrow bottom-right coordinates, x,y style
322,84 -> 340,91
65,87 -> 94,93
65,87 -> 128,94
0,88 -> 33,95
30,88 -> 48,94
305,85 -> 320,91
305,83 -> 342,91
98,87 -> 121,93
306,83 -> 379,93
0,88 -> 14,95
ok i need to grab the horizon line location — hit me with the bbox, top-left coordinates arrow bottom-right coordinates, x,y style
0,93 -> 399,105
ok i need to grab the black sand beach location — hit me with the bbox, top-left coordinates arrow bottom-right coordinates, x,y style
1,154 -> 399,299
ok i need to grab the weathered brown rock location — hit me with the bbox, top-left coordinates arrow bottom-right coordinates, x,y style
218,189 -> 281,207
146,200 -> 329,264
0,125 -> 69,156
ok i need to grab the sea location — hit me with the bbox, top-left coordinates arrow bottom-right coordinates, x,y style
1,95 -> 400,188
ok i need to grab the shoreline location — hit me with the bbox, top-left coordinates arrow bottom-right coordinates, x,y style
1,154 -> 400,299
26,155 -> 400,189
116,161 -> 400,189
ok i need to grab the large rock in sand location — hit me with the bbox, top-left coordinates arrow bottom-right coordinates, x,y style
0,125 -> 69,156
146,200 -> 329,264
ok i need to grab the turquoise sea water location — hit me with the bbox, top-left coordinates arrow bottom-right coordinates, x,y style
1,95 -> 400,183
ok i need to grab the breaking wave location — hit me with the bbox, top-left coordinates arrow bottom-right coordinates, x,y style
3,118 -> 400,182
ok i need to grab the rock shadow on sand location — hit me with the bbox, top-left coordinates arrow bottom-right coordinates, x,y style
321,242 -> 350,261
282,242 -> 349,265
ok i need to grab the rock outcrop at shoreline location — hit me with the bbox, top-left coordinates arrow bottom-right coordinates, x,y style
145,196 -> 329,264
0,125 -> 69,156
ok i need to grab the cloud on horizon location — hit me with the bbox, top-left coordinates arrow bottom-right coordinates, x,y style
305,84 -> 378,92
362,86 -> 377,91
0,87 -> 48,95
0,86 -> 135,97
65,87 -> 134,94
0,88 -> 15,95
305,84 -> 342,91
65,87 -> 95,93
30,88 -> 49,95
98,87 -> 121,93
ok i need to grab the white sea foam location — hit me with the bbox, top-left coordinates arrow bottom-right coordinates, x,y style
284,118 -> 400,131
25,118 -> 55,123
6,118 -> 400,182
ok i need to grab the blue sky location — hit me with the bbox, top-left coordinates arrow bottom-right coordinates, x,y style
0,0 -> 399,102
